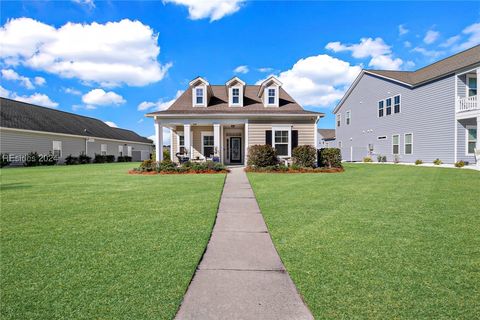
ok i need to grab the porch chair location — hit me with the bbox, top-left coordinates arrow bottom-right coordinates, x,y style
175,152 -> 190,164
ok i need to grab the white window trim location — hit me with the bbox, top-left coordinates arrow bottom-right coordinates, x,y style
53,140 -> 62,157
265,86 -> 279,107
336,114 -> 341,127
176,131 -> 185,154
101,144 -> 107,155
466,74 -> 477,97
393,94 -> 402,114
392,134 -> 400,155
385,97 -> 393,116
377,100 -> 384,118
338,141 -> 342,148
118,145 -> 123,156
127,146 -> 132,157
272,125 -> 292,158
404,133 -> 413,155
193,86 -> 206,107
229,86 -> 243,107
466,125 -> 477,155
201,131 -> 214,159
346,110 -> 351,125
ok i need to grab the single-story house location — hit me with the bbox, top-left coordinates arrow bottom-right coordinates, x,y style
146,76 -> 324,164
317,129 -> 336,148
0,97 -> 153,164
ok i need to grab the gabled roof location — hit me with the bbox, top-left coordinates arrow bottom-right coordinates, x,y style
0,97 -> 152,144
318,129 -> 335,140
189,76 -> 209,86
258,76 -> 283,97
225,76 -> 246,87
147,84 -> 323,117
334,45 -> 480,113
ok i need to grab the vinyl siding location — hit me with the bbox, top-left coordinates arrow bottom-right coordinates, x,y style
248,120 -> 316,147
335,73 -> 457,163
457,118 -> 477,163
0,129 -> 151,164
171,125 -> 213,161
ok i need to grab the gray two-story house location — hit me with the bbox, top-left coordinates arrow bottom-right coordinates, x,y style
334,45 -> 479,164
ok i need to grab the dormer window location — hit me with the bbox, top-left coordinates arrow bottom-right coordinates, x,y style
196,88 -> 204,104
232,88 -> 240,104
268,88 -> 276,104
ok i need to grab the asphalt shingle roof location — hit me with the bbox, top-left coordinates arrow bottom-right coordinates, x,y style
0,97 -> 152,144
147,85 -> 323,116
318,129 -> 335,140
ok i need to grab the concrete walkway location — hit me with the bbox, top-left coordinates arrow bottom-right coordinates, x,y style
175,167 -> 313,320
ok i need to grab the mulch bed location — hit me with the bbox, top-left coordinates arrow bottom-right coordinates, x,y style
244,167 -> 344,173
128,169 -> 229,175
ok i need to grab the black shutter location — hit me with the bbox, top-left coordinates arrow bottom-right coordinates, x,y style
291,130 -> 298,152
265,130 -> 272,146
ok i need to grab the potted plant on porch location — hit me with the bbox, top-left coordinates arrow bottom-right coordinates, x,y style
212,147 -> 220,163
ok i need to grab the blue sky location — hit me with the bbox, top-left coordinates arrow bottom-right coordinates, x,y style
1,1 -> 479,143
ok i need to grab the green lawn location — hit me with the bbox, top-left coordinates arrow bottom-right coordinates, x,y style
1,163 -> 225,320
248,164 -> 480,319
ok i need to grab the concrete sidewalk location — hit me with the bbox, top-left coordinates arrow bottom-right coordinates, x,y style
175,167 -> 313,320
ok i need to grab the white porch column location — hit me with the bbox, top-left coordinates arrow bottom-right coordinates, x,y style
169,128 -> 174,161
154,119 -> 163,162
184,124 -> 191,157
244,121 -> 249,163
213,124 -> 220,158
477,116 -> 480,151
477,68 -> 480,110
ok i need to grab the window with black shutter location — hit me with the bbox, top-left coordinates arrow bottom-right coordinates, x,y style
265,130 -> 272,146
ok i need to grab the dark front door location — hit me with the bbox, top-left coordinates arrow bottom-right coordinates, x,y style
229,137 -> 242,164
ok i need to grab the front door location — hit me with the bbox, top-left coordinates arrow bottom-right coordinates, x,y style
229,137 -> 242,164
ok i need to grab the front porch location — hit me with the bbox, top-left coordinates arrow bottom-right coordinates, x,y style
456,67 -> 479,117
154,119 -> 248,165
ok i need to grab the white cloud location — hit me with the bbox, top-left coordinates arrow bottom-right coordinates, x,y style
326,37 -> 403,70
411,47 -> 444,58
258,67 -> 273,73
82,89 -> 126,107
137,90 -> 183,111
234,65 -> 249,74
14,93 -> 58,108
137,118 -> 144,123
0,18 -> 171,87
452,22 -> 480,51
404,41 -> 412,48
148,127 -> 171,146
1,69 -> 34,89
424,29 -> 440,44
104,121 -> 118,128
259,54 -> 361,108
368,55 -> 403,70
440,35 -> 461,48
72,0 -> 95,8
63,87 -> 82,95
398,24 -> 409,36
164,0 -> 245,22
0,85 -> 11,97
34,76 -> 46,86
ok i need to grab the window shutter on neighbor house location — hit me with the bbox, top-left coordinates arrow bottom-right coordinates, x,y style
291,130 -> 298,152
265,130 -> 272,146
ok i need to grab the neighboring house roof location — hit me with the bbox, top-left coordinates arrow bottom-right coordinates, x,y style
147,84 -> 324,117
318,129 -> 335,140
0,97 -> 152,144
334,45 -> 480,113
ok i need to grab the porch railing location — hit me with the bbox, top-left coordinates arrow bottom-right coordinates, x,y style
457,95 -> 478,113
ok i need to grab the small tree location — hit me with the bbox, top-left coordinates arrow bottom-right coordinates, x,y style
247,145 -> 278,167
318,148 -> 342,168
292,145 -> 317,168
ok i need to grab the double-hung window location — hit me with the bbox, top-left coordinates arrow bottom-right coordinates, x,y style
196,87 -> 204,104
392,135 -> 399,155
232,88 -> 240,104
404,133 -> 413,155
394,95 -> 401,113
378,101 -> 384,117
386,98 -> 392,115
274,130 -> 289,156
118,145 -> 123,156
178,134 -> 185,154
336,114 -> 341,127
203,134 -> 214,158
53,141 -> 62,157
346,111 -> 351,125
268,88 -> 276,104
467,126 -> 477,154
127,146 -> 132,157
467,76 -> 477,97
101,144 -> 107,156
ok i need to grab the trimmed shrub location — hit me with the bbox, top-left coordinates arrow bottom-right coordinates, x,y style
79,154 -> 91,164
292,145 -> 317,168
65,155 -> 79,165
163,149 -> 170,161
433,158 -> 443,165
117,156 -> 132,162
415,159 -> 423,165
363,157 -> 372,163
106,155 -> 115,163
24,152 -> 41,167
94,154 -> 115,163
139,159 -> 157,172
455,160 -> 465,168
1,153 -> 11,168
377,155 -> 387,163
318,148 -> 342,168
247,145 -> 278,168
43,152 -> 58,166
